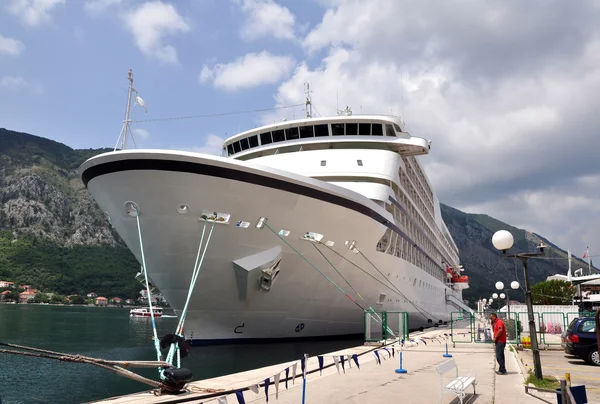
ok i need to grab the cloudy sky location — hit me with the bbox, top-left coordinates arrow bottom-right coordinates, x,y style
2,0 -> 600,260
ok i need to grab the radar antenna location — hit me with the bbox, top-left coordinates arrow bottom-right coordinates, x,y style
337,105 -> 352,116
114,69 -> 147,151
304,82 -> 312,118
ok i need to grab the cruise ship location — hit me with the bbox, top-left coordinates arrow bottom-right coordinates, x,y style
79,78 -> 471,344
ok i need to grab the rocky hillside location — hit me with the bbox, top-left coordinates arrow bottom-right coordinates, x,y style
441,204 -> 594,304
0,128 -> 592,304
0,128 -> 139,298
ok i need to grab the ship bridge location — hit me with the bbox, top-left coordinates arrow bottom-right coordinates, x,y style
221,115 -> 430,161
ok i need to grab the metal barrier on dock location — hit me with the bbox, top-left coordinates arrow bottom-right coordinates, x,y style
450,310 -> 596,347
363,311 -> 409,342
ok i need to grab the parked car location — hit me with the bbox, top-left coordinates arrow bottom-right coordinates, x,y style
564,317 -> 599,366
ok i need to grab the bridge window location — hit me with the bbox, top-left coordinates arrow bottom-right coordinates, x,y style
272,129 -> 285,142
299,125 -> 313,138
227,144 -> 234,156
260,132 -> 272,145
248,135 -> 259,148
314,124 -> 329,137
393,123 -> 402,132
385,124 -> 395,137
331,123 -> 344,136
357,159 -> 363,166
345,123 -> 358,136
372,124 -> 383,136
232,141 -> 241,153
240,137 -> 250,150
285,127 -> 299,140
359,123 -> 371,136
321,160 -> 326,166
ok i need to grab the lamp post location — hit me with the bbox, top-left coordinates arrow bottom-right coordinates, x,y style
492,230 -> 545,380
494,281 -> 520,318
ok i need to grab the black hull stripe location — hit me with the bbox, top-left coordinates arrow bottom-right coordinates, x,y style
81,158 -> 442,270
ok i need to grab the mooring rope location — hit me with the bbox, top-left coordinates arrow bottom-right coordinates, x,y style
316,240 -> 440,323
263,223 -> 367,312
134,207 -> 163,371
356,248 -> 443,323
310,243 -> 397,339
0,343 -> 170,389
165,220 -> 216,369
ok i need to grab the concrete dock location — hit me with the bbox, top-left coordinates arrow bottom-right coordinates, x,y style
91,326 -> 550,404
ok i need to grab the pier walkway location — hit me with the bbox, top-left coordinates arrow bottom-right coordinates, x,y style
92,327 -> 545,404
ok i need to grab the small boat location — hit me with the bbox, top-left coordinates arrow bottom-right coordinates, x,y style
129,307 -> 163,318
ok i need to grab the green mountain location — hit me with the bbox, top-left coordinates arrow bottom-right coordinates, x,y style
0,128 -> 592,305
0,128 -> 140,299
440,204 -> 594,304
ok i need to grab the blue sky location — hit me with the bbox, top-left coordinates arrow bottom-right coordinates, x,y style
3,0 -> 600,258
0,0 -> 323,152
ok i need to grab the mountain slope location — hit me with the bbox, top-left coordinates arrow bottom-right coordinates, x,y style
440,204 -> 593,304
0,128 -> 592,303
0,128 -> 140,298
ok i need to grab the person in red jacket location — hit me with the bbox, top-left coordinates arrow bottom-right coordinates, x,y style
490,313 -> 507,374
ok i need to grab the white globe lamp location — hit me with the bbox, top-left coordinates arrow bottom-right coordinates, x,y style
492,230 -> 514,252
511,281 -> 520,290
482,298 -> 487,303
495,281 -> 504,291
492,293 -> 498,299
500,293 -> 506,299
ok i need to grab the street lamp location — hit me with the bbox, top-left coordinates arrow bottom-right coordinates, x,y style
492,229 -> 546,379
492,293 -> 498,299
494,280 -> 520,317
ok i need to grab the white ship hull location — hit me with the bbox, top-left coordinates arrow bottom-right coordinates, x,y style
81,150 -> 465,343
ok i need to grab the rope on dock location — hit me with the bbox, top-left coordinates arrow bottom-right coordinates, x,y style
0,341 -> 174,389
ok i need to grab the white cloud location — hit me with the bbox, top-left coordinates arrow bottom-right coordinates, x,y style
262,0 -> 600,252
84,0 -> 125,14
0,35 -> 24,56
235,0 -> 296,41
132,128 -> 150,140
7,0 -> 65,26
199,51 -> 296,91
122,1 -> 190,64
184,134 -> 225,156
1,76 -> 29,90
0,76 -> 43,94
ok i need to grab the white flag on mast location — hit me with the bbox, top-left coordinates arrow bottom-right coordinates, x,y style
135,95 -> 147,114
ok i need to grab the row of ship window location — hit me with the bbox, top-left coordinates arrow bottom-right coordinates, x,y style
225,122 -> 400,156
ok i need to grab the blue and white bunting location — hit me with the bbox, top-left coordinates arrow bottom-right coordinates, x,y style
351,353 -> 360,369
274,373 -> 280,399
264,378 -> 270,402
285,367 -> 289,389
235,391 -> 246,404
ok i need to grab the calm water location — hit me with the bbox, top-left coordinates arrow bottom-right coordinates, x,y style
0,304 -> 360,404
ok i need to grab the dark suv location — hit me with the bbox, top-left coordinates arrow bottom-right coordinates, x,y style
565,317 -> 599,366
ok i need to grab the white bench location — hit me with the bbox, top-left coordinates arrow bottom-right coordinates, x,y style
436,359 -> 477,404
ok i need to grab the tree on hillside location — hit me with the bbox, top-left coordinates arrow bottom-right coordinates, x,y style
531,280 -> 576,305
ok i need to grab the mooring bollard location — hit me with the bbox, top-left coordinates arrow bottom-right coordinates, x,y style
443,336 -> 452,358
395,344 -> 407,374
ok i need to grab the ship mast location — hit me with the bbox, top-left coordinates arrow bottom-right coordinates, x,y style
114,69 -> 146,151
304,82 -> 312,118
